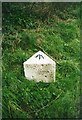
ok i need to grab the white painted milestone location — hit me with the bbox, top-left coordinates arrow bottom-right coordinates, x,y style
23,51 -> 56,82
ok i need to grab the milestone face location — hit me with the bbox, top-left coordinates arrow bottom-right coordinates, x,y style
23,51 -> 56,83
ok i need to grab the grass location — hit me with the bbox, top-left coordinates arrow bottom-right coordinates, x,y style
2,2 -> 80,119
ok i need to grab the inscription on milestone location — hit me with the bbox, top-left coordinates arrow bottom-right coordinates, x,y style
35,54 -> 44,60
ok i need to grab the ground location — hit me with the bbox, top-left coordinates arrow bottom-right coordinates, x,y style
2,2 -> 80,119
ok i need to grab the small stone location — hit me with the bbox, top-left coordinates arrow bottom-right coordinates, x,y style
23,51 -> 56,83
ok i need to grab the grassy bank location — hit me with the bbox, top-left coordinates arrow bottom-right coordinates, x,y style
2,2 -> 80,119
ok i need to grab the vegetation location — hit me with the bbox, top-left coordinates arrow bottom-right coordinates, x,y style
2,2 -> 80,119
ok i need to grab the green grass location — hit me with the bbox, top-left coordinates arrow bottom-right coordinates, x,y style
2,3 -> 80,119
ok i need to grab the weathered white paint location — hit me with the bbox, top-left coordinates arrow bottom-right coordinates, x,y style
23,51 -> 56,82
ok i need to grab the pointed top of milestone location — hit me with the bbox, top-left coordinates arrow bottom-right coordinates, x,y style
24,51 -> 56,64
